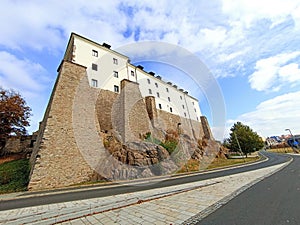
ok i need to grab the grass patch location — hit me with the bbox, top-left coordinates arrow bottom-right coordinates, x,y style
0,158 -> 30,194
207,157 -> 258,170
177,159 -> 200,173
177,156 -> 259,173
267,147 -> 294,154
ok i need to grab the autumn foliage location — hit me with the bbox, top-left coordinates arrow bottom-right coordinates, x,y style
0,88 -> 31,154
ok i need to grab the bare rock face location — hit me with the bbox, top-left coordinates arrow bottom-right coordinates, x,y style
97,131 -> 223,181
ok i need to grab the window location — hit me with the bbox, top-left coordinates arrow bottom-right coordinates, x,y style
170,107 -> 173,113
91,79 -> 98,87
92,50 -> 98,57
114,71 -> 118,78
168,97 -> 171,102
158,104 -> 162,109
180,96 -> 183,100
182,105 -> 185,109
196,117 -> 199,121
194,108 -> 196,112
184,112 -> 187,117
149,89 -> 152,94
113,58 -> 118,65
114,85 -> 119,93
157,92 -> 160,98
155,83 -> 158,88
131,71 -> 135,76
92,63 -> 98,71
147,79 -> 150,84
192,102 -> 195,105
166,87 -> 169,92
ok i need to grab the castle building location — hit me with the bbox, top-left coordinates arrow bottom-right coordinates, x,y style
64,33 -> 202,122
28,33 -> 214,190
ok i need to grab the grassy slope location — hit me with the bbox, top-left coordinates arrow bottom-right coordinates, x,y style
0,158 -> 30,194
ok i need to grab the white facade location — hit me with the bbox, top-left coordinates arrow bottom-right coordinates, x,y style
64,33 -> 202,122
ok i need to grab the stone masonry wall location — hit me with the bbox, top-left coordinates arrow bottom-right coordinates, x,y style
28,62 -> 211,190
28,61 -> 96,191
112,79 -> 152,143
201,116 -> 214,140
145,96 -> 158,125
157,110 -> 204,140
96,90 -> 118,132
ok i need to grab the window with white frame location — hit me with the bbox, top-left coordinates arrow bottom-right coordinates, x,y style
170,107 -> 173,112
131,70 -> 135,76
147,79 -> 150,84
166,87 -> 169,92
91,79 -> 98,87
114,85 -> 119,93
149,89 -> 152,94
155,83 -> 158,88
113,58 -> 118,65
157,92 -> 160,98
168,97 -> 171,102
182,105 -> 185,109
92,50 -> 98,57
158,103 -> 162,109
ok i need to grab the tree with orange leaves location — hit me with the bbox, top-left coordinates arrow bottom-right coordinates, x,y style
0,87 -> 31,155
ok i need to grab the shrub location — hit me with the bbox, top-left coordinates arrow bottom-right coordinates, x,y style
144,133 -> 161,145
160,140 -> 178,155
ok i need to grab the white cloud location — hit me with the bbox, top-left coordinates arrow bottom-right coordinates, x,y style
0,0 -> 299,136
0,0 -> 130,52
0,51 -> 53,133
235,91 -> 300,137
249,51 -> 300,91
278,63 -> 300,83
199,27 -> 228,49
0,51 -> 49,96
221,0 -> 300,29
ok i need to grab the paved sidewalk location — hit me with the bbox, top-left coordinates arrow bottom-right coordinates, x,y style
0,161 -> 289,225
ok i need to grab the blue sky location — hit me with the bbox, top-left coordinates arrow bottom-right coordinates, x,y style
1,0 -> 300,141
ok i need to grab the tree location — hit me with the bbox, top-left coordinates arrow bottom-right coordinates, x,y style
226,122 -> 264,157
0,88 -> 31,155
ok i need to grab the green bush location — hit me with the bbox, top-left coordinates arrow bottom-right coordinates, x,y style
0,159 -> 30,194
160,140 -> 178,155
144,133 -> 161,145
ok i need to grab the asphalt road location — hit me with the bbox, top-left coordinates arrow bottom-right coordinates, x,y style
197,153 -> 300,225
0,151 -> 290,211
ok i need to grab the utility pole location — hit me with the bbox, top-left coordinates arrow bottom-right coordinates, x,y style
234,132 -> 245,161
